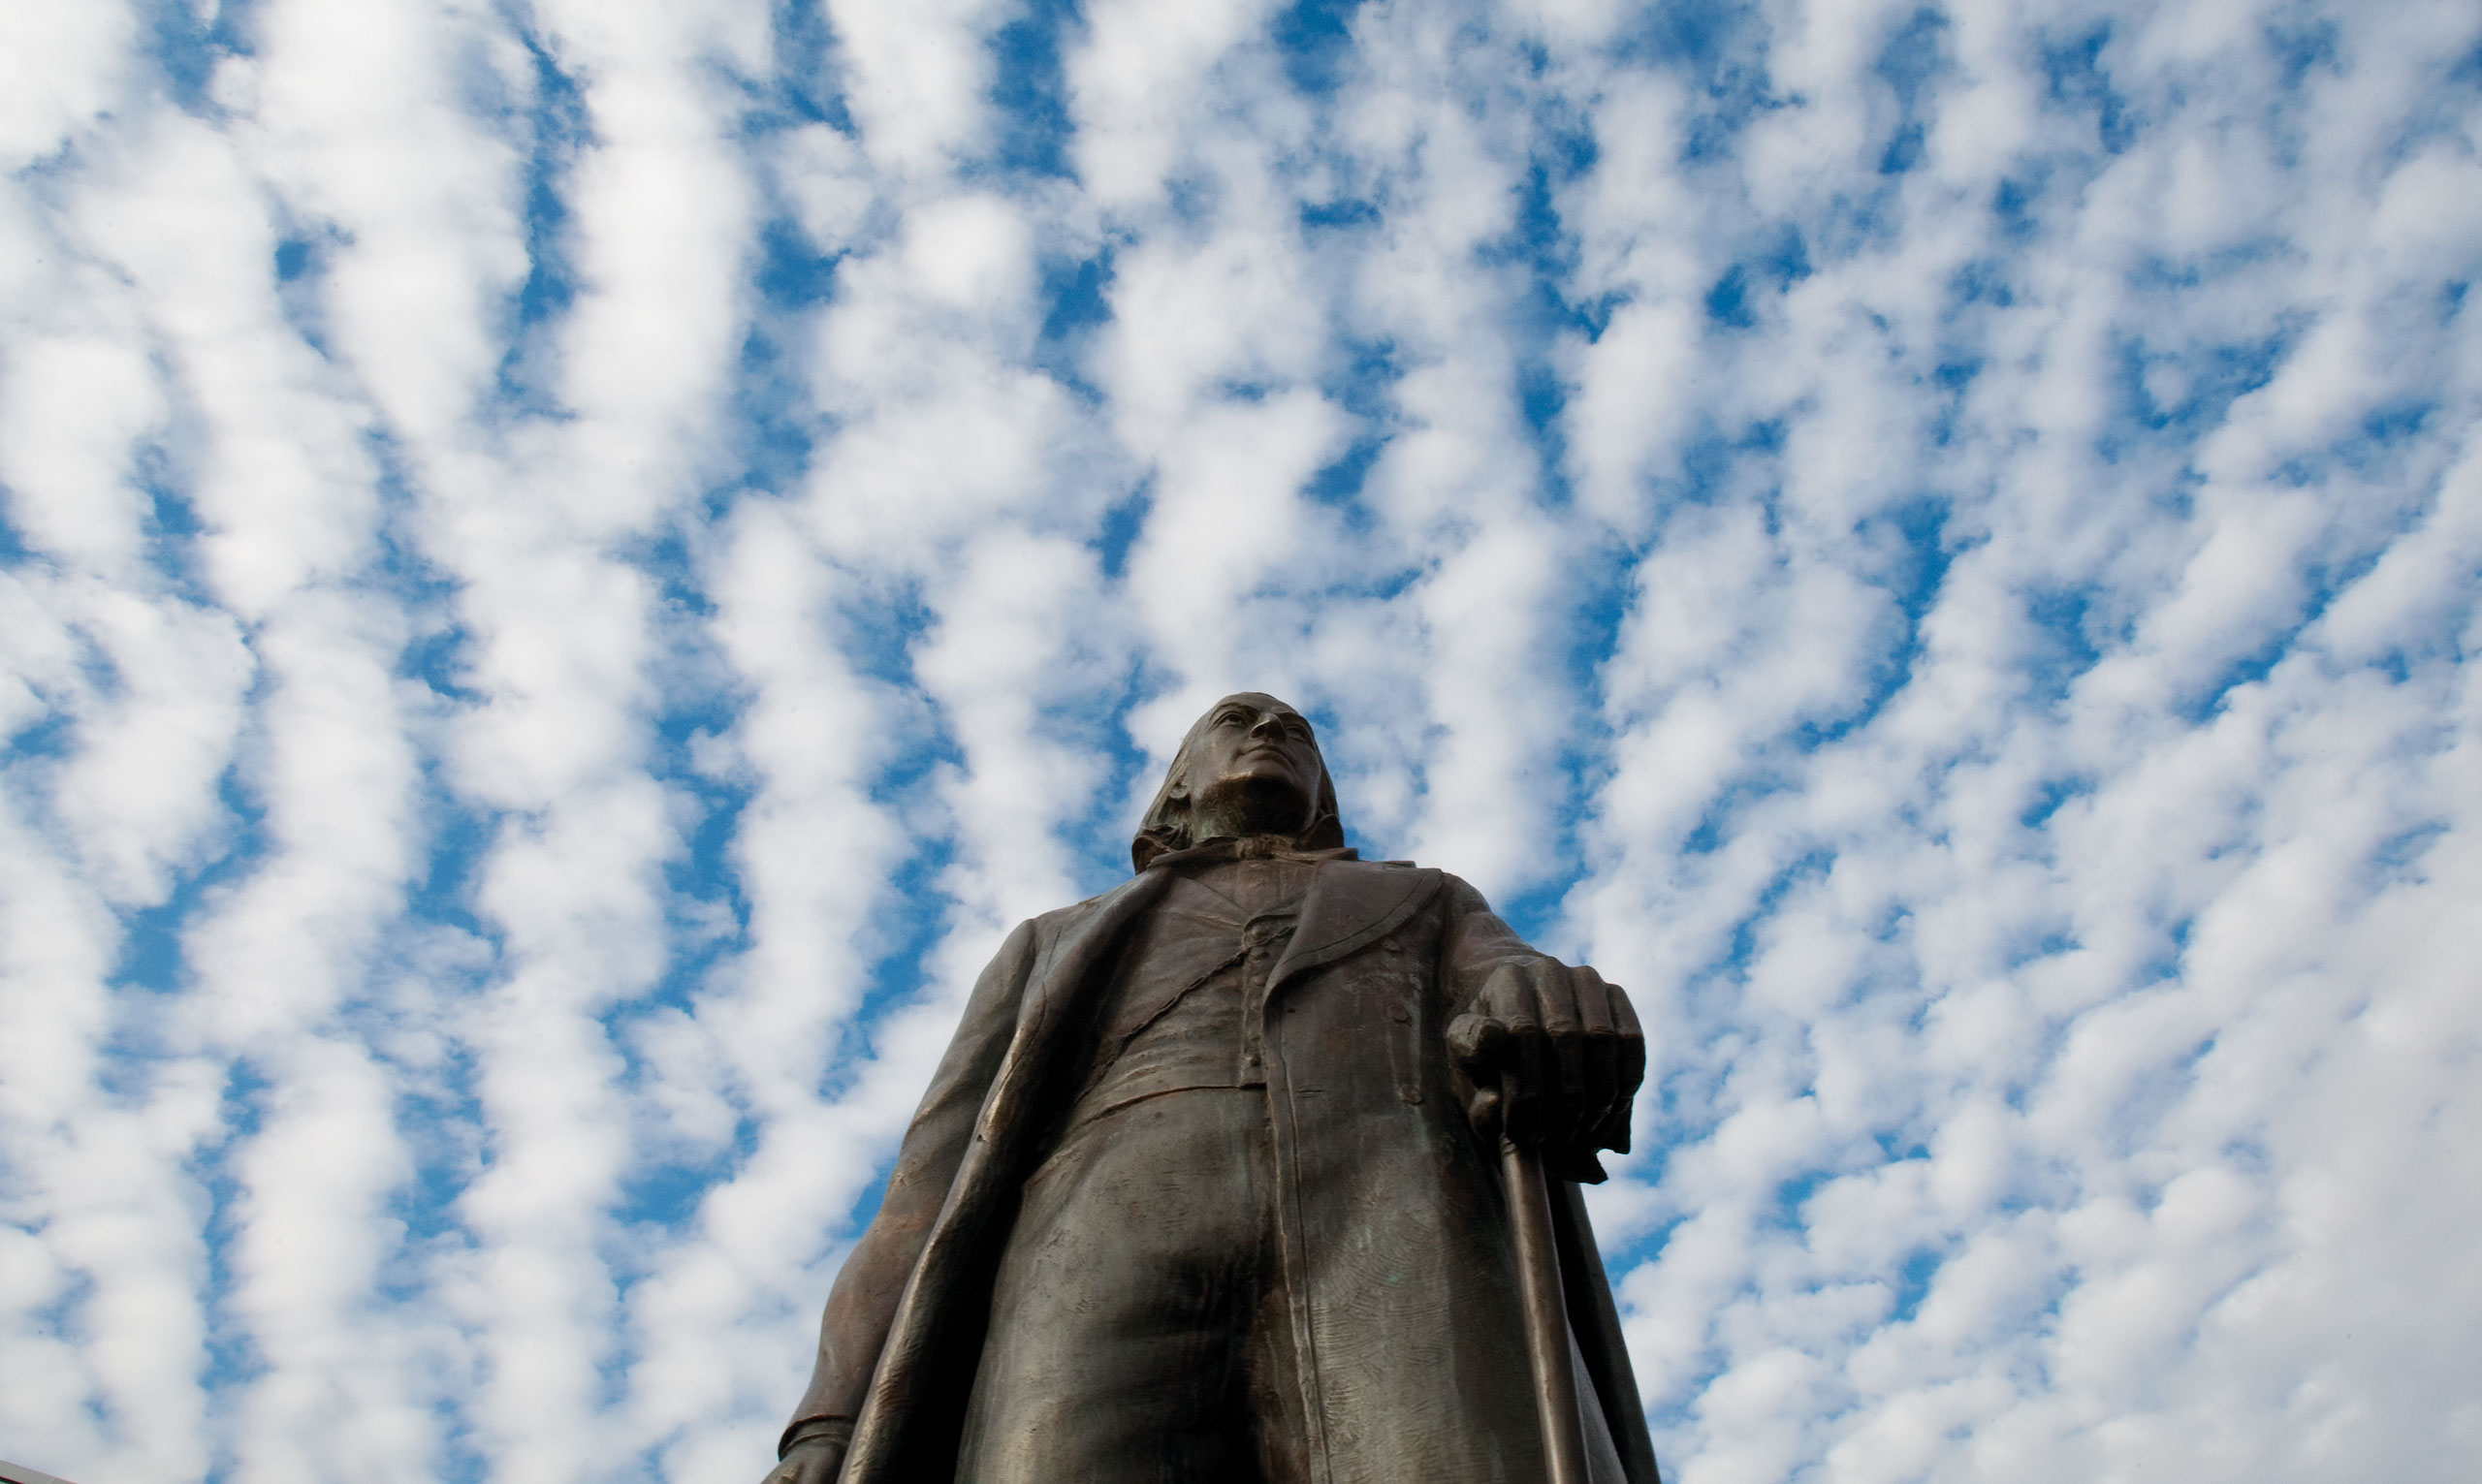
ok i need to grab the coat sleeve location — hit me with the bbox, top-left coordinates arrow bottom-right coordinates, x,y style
1434,871 -> 1560,1144
1440,876 -> 1666,1482
1437,871 -> 1630,1184
780,917 -> 1043,1455
1438,872 -> 1559,1008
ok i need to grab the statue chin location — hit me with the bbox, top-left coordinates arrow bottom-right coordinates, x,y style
1190,773 -> 1313,841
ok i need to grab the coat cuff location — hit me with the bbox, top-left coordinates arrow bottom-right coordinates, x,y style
779,1415 -> 853,1460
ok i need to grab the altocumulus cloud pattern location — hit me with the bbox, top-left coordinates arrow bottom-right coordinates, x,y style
2,0 -> 2478,1481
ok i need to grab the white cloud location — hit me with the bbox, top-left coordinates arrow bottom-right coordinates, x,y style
825,0 -> 1005,177
0,0 -> 134,172
1067,0 -> 1282,207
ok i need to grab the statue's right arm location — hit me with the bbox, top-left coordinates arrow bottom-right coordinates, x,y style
768,917 -> 1046,1483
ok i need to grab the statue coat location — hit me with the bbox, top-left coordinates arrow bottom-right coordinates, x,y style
782,855 -> 1662,1484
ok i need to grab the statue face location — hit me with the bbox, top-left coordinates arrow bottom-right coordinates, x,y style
1182,694 -> 1324,838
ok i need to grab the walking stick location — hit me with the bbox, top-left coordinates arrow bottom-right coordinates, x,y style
1501,1076 -> 1593,1484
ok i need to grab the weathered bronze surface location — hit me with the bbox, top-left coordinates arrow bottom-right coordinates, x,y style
766,694 -> 1659,1484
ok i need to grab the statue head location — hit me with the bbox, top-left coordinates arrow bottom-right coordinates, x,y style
1130,692 -> 1345,870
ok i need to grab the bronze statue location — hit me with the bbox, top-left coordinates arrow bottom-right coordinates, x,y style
767,694 -> 1658,1484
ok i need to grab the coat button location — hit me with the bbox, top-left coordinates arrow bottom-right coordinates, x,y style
1386,1003 -> 1411,1024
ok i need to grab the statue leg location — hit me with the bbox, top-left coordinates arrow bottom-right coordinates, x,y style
956,1087 -> 1304,1484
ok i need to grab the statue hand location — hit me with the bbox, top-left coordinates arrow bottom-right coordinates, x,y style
1448,961 -> 1644,1182
762,1437 -> 844,1484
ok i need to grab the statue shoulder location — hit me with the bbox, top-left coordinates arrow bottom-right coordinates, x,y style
1416,867 -> 1495,914
1307,854 -> 1439,885
1026,894 -> 1109,940
1027,869 -> 1167,938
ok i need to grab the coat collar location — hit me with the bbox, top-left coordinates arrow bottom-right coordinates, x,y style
1015,855 -> 1441,1052
1142,836 -> 1359,869
1268,859 -> 1444,992
1010,870 -> 1174,1056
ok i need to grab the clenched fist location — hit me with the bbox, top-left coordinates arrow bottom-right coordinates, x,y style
1447,960 -> 1644,1183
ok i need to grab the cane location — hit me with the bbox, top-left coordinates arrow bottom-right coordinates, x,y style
1500,1074 -> 1593,1484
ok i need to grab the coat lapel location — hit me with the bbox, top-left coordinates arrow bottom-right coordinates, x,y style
1268,860 -> 1444,994
975,866 -> 1172,1135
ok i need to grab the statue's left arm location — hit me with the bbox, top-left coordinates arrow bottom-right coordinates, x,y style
1438,876 -> 1645,1183
768,917 -> 1044,1483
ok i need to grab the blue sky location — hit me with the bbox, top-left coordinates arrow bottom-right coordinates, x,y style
3,1 -> 2479,1481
